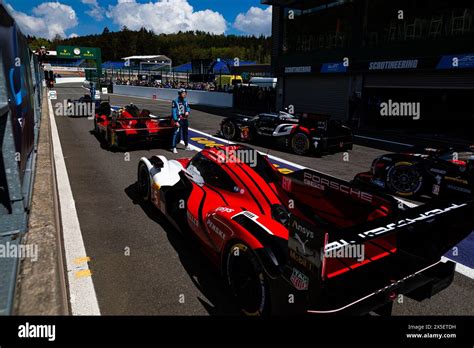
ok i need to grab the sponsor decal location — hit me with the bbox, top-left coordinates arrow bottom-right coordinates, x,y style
290,268 -> 309,290
369,59 -> 419,70
282,176 -> 292,191
285,66 -> 312,74
320,62 -> 348,73
288,218 -> 324,271
437,53 -> 474,70
326,203 -> 467,253
206,220 -> 226,240
215,207 -> 234,213
187,211 -> 199,227
303,172 -> 373,203
289,249 -> 314,272
430,168 -> 447,175
359,203 -> 466,238
292,219 -> 315,243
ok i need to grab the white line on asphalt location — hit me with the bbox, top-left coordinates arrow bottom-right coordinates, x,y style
48,97 -> 101,315
179,140 -> 201,153
354,135 -> 413,147
189,127 -> 307,169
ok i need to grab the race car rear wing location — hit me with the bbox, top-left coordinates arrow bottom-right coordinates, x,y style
282,168 -> 474,313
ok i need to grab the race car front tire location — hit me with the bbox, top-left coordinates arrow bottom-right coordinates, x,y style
221,120 -> 238,141
225,242 -> 271,316
386,162 -> 424,197
138,162 -> 151,201
291,132 -> 311,156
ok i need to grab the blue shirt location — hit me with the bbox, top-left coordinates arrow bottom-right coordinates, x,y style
171,97 -> 190,122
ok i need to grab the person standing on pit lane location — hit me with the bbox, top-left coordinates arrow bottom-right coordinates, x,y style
89,81 -> 96,102
171,88 -> 192,154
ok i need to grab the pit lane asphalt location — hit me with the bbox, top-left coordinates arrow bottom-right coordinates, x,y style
52,83 -> 473,315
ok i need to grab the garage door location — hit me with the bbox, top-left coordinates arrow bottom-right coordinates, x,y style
284,75 -> 350,120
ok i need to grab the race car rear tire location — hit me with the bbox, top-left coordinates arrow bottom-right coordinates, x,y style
386,162 -> 424,197
225,242 -> 271,316
291,132 -> 311,156
138,162 -> 151,201
93,118 -> 99,134
221,120 -> 237,141
106,129 -> 123,151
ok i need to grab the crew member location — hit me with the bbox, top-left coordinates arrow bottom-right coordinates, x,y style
171,88 -> 191,154
90,82 -> 96,101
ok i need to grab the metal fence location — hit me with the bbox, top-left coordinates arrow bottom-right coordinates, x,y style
0,1 -> 43,315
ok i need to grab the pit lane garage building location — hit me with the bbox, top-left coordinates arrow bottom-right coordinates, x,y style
262,0 -> 474,127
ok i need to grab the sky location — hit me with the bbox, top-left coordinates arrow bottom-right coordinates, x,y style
4,0 -> 273,39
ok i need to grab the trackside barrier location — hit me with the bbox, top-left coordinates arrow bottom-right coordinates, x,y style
0,1 -> 42,315
113,84 -> 234,108
55,77 -> 86,84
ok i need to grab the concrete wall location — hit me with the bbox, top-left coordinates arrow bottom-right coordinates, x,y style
55,77 -> 86,84
113,84 -> 233,108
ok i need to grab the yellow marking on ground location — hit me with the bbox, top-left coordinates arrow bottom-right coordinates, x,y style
75,270 -> 92,279
74,257 -> 90,265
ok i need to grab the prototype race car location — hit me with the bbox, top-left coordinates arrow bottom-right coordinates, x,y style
137,144 -> 473,315
220,111 -> 353,156
354,146 -> 474,199
94,103 -> 175,150
66,94 -> 105,117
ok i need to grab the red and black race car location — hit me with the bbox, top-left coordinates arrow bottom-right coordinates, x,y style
354,146 -> 474,199
94,103 -> 175,150
137,144 -> 473,315
220,111 -> 353,156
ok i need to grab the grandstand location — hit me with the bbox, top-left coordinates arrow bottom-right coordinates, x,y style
173,59 -> 256,74
122,55 -> 172,72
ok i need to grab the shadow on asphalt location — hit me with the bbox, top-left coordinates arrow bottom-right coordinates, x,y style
89,129 -> 175,154
124,182 -> 241,316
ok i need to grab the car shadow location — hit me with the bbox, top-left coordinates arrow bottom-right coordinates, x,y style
89,129 -> 173,153
124,182 -> 241,316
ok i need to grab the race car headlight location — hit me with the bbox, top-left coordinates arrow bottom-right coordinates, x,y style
271,204 -> 290,227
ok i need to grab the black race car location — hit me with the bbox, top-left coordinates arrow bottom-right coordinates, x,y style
220,111 -> 353,156
354,146 -> 474,199
66,94 -> 108,117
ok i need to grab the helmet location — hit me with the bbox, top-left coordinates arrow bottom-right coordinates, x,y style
178,88 -> 187,95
